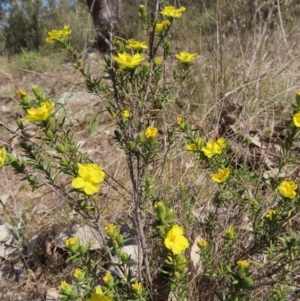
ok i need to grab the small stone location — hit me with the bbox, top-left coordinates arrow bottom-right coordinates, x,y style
46,288 -> 59,301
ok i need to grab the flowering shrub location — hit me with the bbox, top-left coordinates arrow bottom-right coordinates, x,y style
2,2 -> 300,301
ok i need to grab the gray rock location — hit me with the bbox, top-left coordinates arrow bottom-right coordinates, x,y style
0,224 -> 21,261
54,224 -> 106,250
109,224 -> 142,278
46,288 -> 59,301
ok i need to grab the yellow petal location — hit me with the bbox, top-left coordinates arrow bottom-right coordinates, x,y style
72,177 -> 86,189
83,182 -> 99,195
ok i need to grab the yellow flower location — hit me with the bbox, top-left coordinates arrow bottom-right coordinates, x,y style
122,109 -> 131,120
145,126 -> 158,139
105,223 -> 117,236
113,52 -> 144,69
65,237 -> 77,247
23,101 -> 55,122
277,180 -> 297,200
225,225 -> 235,240
196,238 -> 208,250
155,20 -> 171,32
177,116 -> 183,125
87,287 -> 113,301
293,112 -> 300,127
65,237 -> 80,251
15,89 -> 27,99
71,163 -> 105,195
164,225 -> 189,254
60,280 -> 73,295
237,260 -> 250,268
175,51 -> 197,64
160,6 -> 185,18
186,143 -> 197,152
103,271 -> 114,287
154,56 -> 163,65
74,268 -> 85,281
132,282 -> 142,295
154,201 -> 164,209
211,168 -> 230,183
126,39 -> 148,50
202,138 -> 226,158
265,209 -> 276,220
216,137 -> 226,149
0,148 -> 6,169
46,25 -> 71,43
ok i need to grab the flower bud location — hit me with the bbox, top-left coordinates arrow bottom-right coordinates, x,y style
48,116 -> 55,125
138,132 -> 145,142
165,208 -> 174,223
174,271 -> 181,279
19,141 -> 30,151
251,199 -> 259,208
121,251 -> 130,262
80,244 -> 91,254
116,234 -> 124,245
145,177 -> 152,189
32,85 -> 44,99
128,141 -> 136,151
165,41 -> 171,55
114,41 -> 124,53
139,4 -> 146,19
61,157 -> 68,166
57,144 -> 66,154
173,68 -> 177,80
11,160 -> 25,172
115,248 -> 122,258
67,46 -> 74,53
156,225 -> 166,238
296,91 -> 300,105
46,130 -> 54,139
196,239 -> 208,250
241,276 -> 254,288
104,54 -> 111,66
174,254 -> 187,271
154,201 -> 166,221
28,176 -> 37,185
75,59 -> 84,70
17,119 -> 24,130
